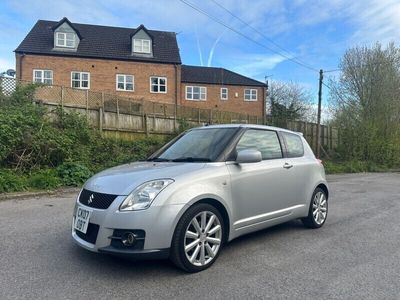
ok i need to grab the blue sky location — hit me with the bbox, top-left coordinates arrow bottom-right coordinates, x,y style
1,0 -> 400,97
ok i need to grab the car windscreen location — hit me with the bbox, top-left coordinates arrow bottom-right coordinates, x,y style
149,128 -> 238,162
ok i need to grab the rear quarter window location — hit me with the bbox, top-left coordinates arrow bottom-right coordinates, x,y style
282,132 -> 304,158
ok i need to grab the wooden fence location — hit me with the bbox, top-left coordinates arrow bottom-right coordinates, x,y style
0,77 -> 338,152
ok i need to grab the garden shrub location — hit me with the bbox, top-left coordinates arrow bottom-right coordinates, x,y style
57,162 -> 93,187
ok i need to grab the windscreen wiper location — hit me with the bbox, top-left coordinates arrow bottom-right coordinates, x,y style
146,157 -> 171,162
171,157 -> 212,162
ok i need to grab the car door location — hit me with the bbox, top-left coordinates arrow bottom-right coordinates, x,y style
280,131 -> 311,207
227,129 -> 296,230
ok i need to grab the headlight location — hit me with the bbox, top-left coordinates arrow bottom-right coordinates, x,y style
119,179 -> 174,211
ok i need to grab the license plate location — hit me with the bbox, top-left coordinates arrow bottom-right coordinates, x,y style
74,206 -> 93,234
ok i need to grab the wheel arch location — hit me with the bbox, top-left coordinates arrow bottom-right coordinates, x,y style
194,198 -> 230,243
316,183 -> 329,199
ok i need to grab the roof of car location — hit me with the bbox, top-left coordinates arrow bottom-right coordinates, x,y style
191,124 -> 303,135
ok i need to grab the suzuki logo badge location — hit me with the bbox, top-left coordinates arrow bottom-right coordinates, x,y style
88,194 -> 94,204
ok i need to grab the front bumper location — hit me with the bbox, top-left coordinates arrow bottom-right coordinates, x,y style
72,196 -> 186,259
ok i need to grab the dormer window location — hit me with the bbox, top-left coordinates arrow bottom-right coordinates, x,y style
133,39 -> 151,53
56,32 -> 75,48
52,17 -> 81,51
130,25 -> 153,56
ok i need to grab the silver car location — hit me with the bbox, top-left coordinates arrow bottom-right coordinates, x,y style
72,124 -> 328,272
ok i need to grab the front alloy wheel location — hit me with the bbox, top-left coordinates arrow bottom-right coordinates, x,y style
170,203 -> 224,272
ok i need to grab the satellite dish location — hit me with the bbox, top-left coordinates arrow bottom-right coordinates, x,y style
6,69 -> 16,77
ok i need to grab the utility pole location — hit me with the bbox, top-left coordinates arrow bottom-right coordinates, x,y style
316,69 -> 323,158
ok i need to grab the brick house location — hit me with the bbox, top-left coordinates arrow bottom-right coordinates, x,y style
15,17 -> 266,117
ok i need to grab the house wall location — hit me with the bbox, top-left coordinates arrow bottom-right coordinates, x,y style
180,83 -> 265,116
17,54 -> 179,104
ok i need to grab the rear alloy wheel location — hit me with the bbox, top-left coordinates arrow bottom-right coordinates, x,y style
170,203 -> 224,272
302,188 -> 328,228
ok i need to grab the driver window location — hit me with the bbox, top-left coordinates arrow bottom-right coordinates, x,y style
236,129 -> 283,160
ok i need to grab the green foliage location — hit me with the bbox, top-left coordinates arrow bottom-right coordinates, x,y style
0,170 -> 27,193
0,84 -> 167,193
57,162 -> 93,187
28,169 -> 60,190
330,43 -> 400,169
324,160 -> 388,174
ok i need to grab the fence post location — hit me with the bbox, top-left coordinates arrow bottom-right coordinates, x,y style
145,114 -> 149,136
61,86 -> 64,110
85,90 -> 89,121
101,92 -> 105,112
116,97 -> 120,130
198,108 -> 201,124
99,107 -> 103,134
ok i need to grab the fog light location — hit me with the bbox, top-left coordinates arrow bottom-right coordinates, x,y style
121,232 -> 136,246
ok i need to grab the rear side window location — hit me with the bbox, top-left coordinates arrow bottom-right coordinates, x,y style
236,129 -> 282,160
282,132 -> 304,158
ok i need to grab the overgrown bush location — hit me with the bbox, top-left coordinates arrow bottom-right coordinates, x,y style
0,169 -> 27,193
57,162 -> 93,187
0,84 -> 168,192
28,169 -> 60,190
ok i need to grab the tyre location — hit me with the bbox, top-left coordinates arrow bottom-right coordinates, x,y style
302,187 -> 328,229
170,203 -> 224,272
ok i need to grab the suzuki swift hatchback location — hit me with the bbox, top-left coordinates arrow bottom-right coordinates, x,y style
72,124 -> 328,272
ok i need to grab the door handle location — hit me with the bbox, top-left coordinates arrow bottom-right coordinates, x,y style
283,162 -> 293,169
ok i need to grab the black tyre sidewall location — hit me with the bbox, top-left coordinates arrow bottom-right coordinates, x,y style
304,187 -> 328,228
172,203 -> 224,272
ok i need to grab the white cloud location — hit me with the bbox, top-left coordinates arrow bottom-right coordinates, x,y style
349,0 -> 400,44
0,57 -> 15,71
232,54 -> 287,78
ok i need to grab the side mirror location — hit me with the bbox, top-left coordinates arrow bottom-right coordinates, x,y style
236,149 -> 262,164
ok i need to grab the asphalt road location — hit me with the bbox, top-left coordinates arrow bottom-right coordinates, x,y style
1,173 -> 400,299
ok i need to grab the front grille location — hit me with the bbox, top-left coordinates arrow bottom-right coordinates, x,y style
76,223 -> 100,244
78,189 -> 118,209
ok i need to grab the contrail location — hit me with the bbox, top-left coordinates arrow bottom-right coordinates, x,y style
195,26 -> 204,66
207,29 -> 226,67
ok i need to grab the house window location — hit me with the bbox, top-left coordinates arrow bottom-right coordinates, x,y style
116,74 -> 134,91
56,32 -> 75,48
71,71 -> 90,89
244,88 -> 257,101
186,86 -> 207,101
150,76 -> 167,93
221,88 -> 228,100
33,69 -> 53,84
133,39 -> 151,53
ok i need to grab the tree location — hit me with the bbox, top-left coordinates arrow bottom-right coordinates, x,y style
268,81 -> 315,127
329,42 -> 400,165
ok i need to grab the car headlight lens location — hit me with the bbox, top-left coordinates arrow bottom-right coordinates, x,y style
119,179 -> 174,211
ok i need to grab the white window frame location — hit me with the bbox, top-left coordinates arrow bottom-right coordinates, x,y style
116,74 -> 134,92
150,76 -> 167,94
56,32 -> 75,48
133,39 -> 151,53
220,87 -> 228,100
185,86 -> 207,101
71,71 -> 90,89
33,69 -> 53,85
244,88 -> 257,101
